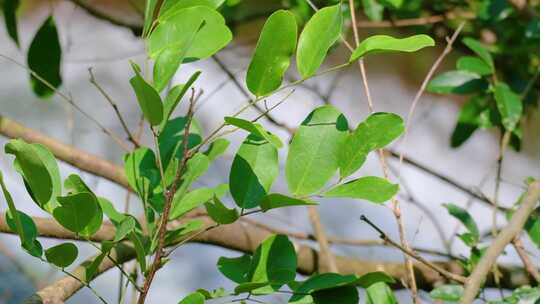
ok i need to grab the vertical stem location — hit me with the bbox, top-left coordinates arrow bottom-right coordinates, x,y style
307,206 -> 338,272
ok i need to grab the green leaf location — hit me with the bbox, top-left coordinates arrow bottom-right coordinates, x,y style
217,254 -> 252,283
339,112 -> 404,178
163,219 -> 204,246
362,0 -> 384,21
160,0 -> 225,20
5,210 -> 42,257
350,34 -> 434,62
3,0 -> 20,46
63,174 -> 103,237
230,135 -> 278,209
427,70 -> 487,95
0,171 -> 25,244
356,272 -> 396,288
205,197 -> 239,224
45,243 -> 78,268
311,286 -> 359,304
444,203 -> 479,243
289,273 -> 359,304
224,117 -> 283,148
176,152 -> 210,195
450,95 -> 494,148
98,197 -> 126,225
296,4 -> 342,78
286,105 -> 348,196
148,6 -> 231,61
379,0 -> 403,9
260,194 -> 316,212
246,10 -> 297,96
129,231 -> 147,272
526,17 -> 540,39
85,241 -> 114,281
462,38 -> 494,69
366,282 -> 398,304
234,282 -> 270,295
27,16 -> 62,98
178,292 -> 205,304
142,0 -> 159,37
161,71 -> 201,126
53,192 -> 98,233
114,216 -> 136,242
170,187 -> 216,220
64,174 -> 91,194
493,82 -> 523,131
456,56 -> 493,76
130,63 -> 163,126
204,138 -> 229,161
124,147 -> 160,202
323,176 -> 398,203
248,235 -> 297,293
430,284 -> 464,302
5,139 -> 54,211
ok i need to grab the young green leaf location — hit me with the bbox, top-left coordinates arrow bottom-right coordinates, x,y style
247,235 -> 297,293
289,273 -> 359,304
366,282 -> 398,304
430,284 -> 464,302
53,192 -> 98,233
0,171 -> 25,244
456,56 -> 493,76
217,254 -> 252,283
286,105 -> 348,196
124,147 -> 160,202
493,82 -> 523,131
5,139 -> 54,211
45,243 -> 78,268
296,4 -> 342,78
525,208 -> 540,249
339,112 -> 404,178
27,16 -> 62,98
427,70 -> 487,95
163,219 -> 204,246
175,152 -> 210,195
246,10 -> 297,96
462,37 -> 494,69
178,292 -> 205,304
142,0 -> 159,37
160,0 -> 225,20
161,71 -> 201,127
148,6 -> 231,61
85,241 -> 114,281
64,174 -> 91,194
5,210 -> 43,257
356,272 -> 396,288
260,194 -> 316,212
3,0 -> 20,47
204,138 -> 230,161
130,63 -> 163,126
169,187 -> 216,220
129,231 -> 147,272
224,117 -> 283,148
205,197 -> 239,224
443,203 -> 480,243
350,34 -> 434,62
63,174 -> 104,237
323,176 -> 398,203
114,216 -> 136,242
98,197 -> 126,225
230,135 -> 278,209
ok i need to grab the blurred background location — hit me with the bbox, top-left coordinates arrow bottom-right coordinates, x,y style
1,0 -> 540,303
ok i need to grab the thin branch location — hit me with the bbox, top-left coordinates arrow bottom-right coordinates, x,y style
88,68 -> 141,147
360,215 -> 467,284
512,236 -> 540,283
461,180 -> 540,303
307,206 -> 338,272
355,11 -> 475,28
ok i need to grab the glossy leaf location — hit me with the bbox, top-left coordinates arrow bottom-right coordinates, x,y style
149,6 -> 231,61
176,153 -> 210,195
224,117 -> 283,148
178,292 -> 205,304
248,235 -> 297,292
130,63 -> 163,126
339,112 -> 404,178
169,187 -> 216,219
85,241 -> 114,281
124,147 -> 160,202
5,210 -> 42,257
456,56 -> 492,76
289,273 -> 359,304
260,194 -> 316,212
0,171 -> 25,244
230,135 -> 278,209
27,16 -> 62,98
164,219 -> 204,246
356,272 -> 395,288
45,243 -> 78,268
3,0 -> 20,46
161,0 -> 225,20
5,139 -> 54,211
462,38 -> 494,69
63,174 -> 103,236
286,105 -> 348,196
161,71 -> 201,126
525,207 -> 540,249
142,0 -> 159,37
217,254 -> 252,283
350,34 -> 434,62
323,176 -> 398,203
98,197 -> 126,225
205,197 -> 239,224
444,203 -> 479,243
494,82 -> 522,131
427,70 -> 487,95
246,10 -> 297,96
64,174 -> 91,194
450,95 -> 496,147
53,192 -> 98,233
296,5 -> 342,78
129,232 -> 147,272
430,284 -> 464,302
204,138 -> 229,161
